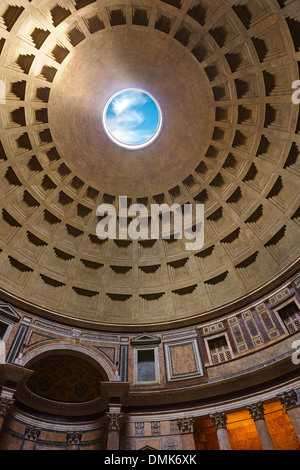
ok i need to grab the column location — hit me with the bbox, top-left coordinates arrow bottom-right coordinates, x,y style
247,402 -> 275,450
23,425 -> 41,450
0,384 -> 15,443
0,396 -> 14,433
106,404 -> 124,450
277,390 -> 300,442
209,411 -> 231,450
67,431 -> 82,450
177,417 -> 196,450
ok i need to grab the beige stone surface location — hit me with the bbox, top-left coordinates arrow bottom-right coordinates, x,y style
0,0 -> 298,326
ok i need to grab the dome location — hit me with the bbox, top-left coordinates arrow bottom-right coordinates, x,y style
0,0 -> 299,330
0,0 -> 299,453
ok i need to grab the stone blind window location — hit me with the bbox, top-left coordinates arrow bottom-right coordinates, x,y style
137,349 -> 156,382
277,301 -> 300,334
208,336 -> 232,364
0,322 -> 8,340
0,303 -> 21,343
131,334 -> 161,385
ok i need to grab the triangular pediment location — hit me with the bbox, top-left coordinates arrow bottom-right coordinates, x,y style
130,333 -> 161,346
0,303 -> 21,323
140,446 -> 158,451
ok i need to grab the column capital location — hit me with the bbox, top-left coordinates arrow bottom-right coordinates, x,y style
0,396 -> 14,417
209,411 -> 228,430
277,390 -> 298,411
177,417 -> 195,434
247,402 -> 265,421
106,412 -> 124,431
67,431 -> 82,445
24,424 -> 41,442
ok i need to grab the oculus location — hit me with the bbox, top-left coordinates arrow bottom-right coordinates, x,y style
103,88 -> 162,150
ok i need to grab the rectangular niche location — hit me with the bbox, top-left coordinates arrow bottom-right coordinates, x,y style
131,335 -> 161,386
220,227 -> 251,261
245,204 -> 281,240
138,239 -> 159,261
51,191 -> 73,216
13,231 -> 47,264
205,334 -> 234,365
227,317 -> 249,355
164,338 -> 204,382
83,234 -> 107,258
0,256 -> 33,292
163,236 -> 185,257
138,265 -> 162,288
47,247 -> 75,277
58,224 -> 84,250
111,239 -> 132,261
172,284 -> 199,314
0,166 -> 22,197
76,259 -> 103,285
167,258 -> 192,284
155,13 -> 174,34
68,287 -> 99,315
84,13 -> 105,34
107,6 -> 126,26
204,271 -> 238,305
0,209 -> 21,244
235,251 -> 270,288
108,265 -> 132,289
32,274 -> 66,307
195,244 -> 226,276
241,310 -> 264,348
0,321 -> 7,341
206,206 -> 233,237
32,209 -> 61,239
274,298 -> 300,335
105,293 -> 132,320
139,293 -> 166,320
132,6 -> 150,26
255,304 -> 281,341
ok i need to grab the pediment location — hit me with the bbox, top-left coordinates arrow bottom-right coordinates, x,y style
0,303 -> 21,323
140,446 -> 158,451
130,333 -> 161,346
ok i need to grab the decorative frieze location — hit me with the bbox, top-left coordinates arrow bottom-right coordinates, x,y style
135,422 -> 145,436
71,328 -> 82,339
151,421 -> 161,436
164,338 -> 204,381
164,438 -> 178,450
228,316 -> 248,354
202,322 -> 226,337
170,420 -> 180,434
256,303 -> 281,340
241,310 -> 264,347
269,287 -> 293,307
293,276 -> 300,291
67,431 -> 82,445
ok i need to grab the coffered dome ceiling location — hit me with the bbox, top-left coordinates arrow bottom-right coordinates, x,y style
0,0 -> 299,329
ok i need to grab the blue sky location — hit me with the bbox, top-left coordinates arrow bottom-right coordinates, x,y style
105,89 -> 160,147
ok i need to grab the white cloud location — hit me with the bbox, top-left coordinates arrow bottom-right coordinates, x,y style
112,90 -> 149,115
106,90 -> 152,145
